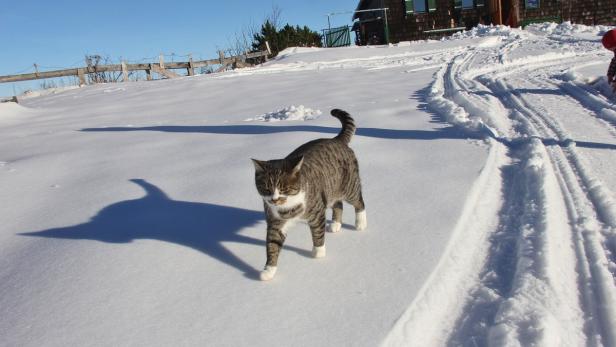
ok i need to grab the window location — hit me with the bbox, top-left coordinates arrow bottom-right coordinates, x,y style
414,0 -> 427,13
406,0 -> 436,13
428,0 -> 437,12
462,0 -> 474,9
405,0 -> 414,13
525,0 -> 539,9
455,0 -> 485,9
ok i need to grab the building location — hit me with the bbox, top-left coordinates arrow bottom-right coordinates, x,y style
352,0 -> 616,45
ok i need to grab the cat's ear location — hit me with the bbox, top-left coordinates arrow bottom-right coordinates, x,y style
252,159 -> 268,173
289,156 -> 304,175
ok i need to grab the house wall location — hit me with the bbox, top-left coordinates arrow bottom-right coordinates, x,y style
522,0 -> 616,26
385,0 -> 490,42
355,0 -> 616,44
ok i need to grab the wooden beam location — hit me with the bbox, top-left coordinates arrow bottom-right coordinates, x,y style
0,68 -> 80,83
150,64 -> 180,78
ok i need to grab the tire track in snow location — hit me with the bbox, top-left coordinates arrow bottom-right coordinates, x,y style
551,76 -> 616,264
484,76 -> 615,346
557,78 -> 616,135
383,46 -> 511,347
490,74 -> 616,345
515,73 -> 616,267
383,36 -> 616,346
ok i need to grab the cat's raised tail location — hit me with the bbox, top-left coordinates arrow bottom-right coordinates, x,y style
331,109 -> 356,145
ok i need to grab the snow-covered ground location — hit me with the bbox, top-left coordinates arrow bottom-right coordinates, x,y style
1,22 -> 616,346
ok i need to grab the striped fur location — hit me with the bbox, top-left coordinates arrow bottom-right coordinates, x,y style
252,109 -> 366,280
331,109 -> 356,144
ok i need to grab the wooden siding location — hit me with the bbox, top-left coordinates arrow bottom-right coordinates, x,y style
354,0 -> 616,44
523,0 -> 616,26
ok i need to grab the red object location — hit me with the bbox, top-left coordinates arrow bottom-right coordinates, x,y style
603,29 -> 616,50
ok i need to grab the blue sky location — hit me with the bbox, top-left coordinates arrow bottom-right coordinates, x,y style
0,0 -> 359,97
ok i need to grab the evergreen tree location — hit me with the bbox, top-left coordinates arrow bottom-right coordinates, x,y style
252,20 -> 322,57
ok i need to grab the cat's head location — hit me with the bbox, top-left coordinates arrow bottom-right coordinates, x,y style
251,156 -> 304,206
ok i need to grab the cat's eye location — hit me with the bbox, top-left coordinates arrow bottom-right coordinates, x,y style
281,188 -> 298,195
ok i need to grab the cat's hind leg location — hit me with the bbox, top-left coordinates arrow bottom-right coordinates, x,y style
329,201 -> 343,233
348,192 -> 367,231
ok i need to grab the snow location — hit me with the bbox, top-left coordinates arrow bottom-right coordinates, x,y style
1,22 -> 616,346
244,105 -> 322,122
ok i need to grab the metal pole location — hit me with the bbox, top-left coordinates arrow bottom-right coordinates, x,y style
384,8 -> 390,44
327,14 -> 331,47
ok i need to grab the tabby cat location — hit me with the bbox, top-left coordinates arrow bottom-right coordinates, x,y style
252,109 -> 366,281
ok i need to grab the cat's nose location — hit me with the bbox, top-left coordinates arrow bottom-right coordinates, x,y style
272,197 -> 287,205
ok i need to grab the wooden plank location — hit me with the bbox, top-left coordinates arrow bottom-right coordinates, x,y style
245,51 -> 268,59
215,63 -> 231,73
0,68 -> 80,83
424,27 -> 466,33
191,58 -> 225,68
157,62 -> 190,69
150,64 -> 180,78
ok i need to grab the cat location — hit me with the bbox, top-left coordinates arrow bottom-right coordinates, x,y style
252,109 -> 366,281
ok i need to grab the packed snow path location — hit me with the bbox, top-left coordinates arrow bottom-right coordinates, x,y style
385,24 -> 616,346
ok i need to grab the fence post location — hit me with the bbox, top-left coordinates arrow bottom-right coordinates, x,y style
218,51 -> 225,65
77,68 -> 86,86
159,54 -> 165,70
146,64 -> 152,80
265,41 -> 271,62
121,61 -> 129,82
188,54 -> 194,76
265,41 -> 271,55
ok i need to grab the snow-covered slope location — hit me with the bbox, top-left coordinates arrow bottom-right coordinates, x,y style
1,23 -> 615,346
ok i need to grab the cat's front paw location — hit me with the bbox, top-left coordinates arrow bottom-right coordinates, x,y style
355,210 -> 367,231
312,245 -> 326,258
328,221 -> 342,233
260,265 -> 277,281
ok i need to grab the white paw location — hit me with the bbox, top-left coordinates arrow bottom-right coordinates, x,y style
328,221 -> 342,233
260,265 -> 277,281
355,210 -> 367,231
312,245 -> 326,258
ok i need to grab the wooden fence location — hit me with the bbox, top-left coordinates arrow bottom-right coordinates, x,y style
0,48 -> 270,85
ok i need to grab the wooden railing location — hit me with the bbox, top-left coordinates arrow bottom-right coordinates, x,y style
0,49 -> 270,85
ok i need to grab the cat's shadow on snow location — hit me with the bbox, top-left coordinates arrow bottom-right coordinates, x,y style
81,123 -> 475,141
19,179 -> 310,280
81,122 -> 616,150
